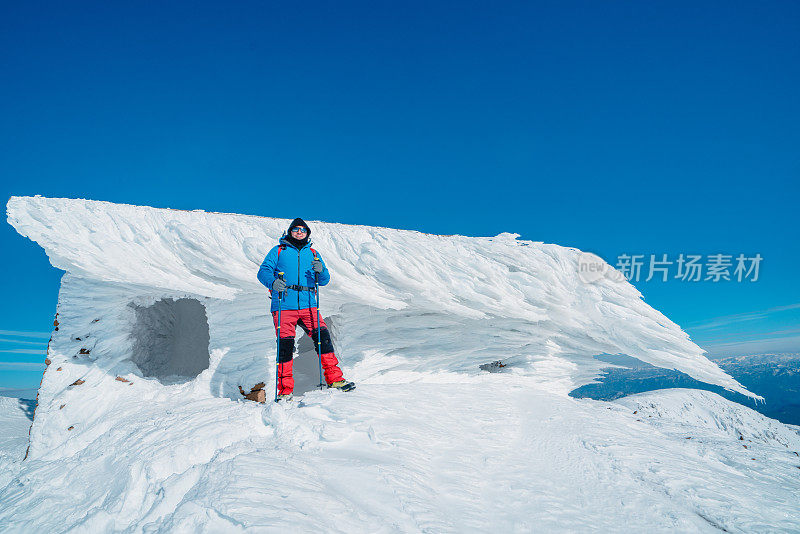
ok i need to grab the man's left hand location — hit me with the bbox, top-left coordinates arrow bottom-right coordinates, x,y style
312,259 -> 324,273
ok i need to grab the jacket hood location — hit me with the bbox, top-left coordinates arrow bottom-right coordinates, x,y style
287,218 -> 311,237
282,217 -> 311,249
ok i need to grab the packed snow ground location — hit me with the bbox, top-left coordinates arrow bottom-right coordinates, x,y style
3,196 -> 797,532
1,383 -> 798,532
0,397 -> 33,489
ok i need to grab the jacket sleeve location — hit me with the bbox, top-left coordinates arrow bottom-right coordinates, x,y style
257,246 -> 280,288
315,252 -> 331,286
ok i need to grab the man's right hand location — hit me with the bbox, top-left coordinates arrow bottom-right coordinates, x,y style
272,278 -> 287,292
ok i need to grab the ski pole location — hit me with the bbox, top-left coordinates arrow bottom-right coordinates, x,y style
274,272 -> 285,403
313,254 -> 324,390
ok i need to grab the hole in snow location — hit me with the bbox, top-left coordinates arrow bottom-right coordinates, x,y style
130,298 -> 210,383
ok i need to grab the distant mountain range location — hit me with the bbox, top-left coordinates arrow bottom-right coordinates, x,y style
571,353 -> 800,425
0,388 -> 38,400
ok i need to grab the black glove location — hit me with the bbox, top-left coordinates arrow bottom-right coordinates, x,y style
312,259 -> 324,273
272,278 -> 287,292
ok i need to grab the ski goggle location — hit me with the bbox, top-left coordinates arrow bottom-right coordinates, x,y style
290,226 -> 308,234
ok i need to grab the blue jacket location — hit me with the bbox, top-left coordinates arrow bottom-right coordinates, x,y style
257,237 -> 330,312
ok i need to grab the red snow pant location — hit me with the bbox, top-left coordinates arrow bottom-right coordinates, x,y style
272,307 -> 344,395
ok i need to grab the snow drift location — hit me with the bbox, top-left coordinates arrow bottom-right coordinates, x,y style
6,196 -> 796,533
8,195 -> 749,397
4,195 -> 755,454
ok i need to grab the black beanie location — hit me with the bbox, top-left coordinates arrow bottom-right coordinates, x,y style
285,217 -> 311,248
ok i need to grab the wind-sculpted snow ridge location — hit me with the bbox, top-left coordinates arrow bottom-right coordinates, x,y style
7,195 -> 750,399
4,196 -> 799,533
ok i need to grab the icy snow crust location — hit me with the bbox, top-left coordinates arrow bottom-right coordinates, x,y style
4,196 -> 797,531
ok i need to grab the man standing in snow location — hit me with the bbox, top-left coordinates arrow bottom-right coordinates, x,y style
257,218 -> 355,401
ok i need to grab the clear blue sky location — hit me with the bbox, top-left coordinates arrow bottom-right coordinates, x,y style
2,1 -> 799,389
